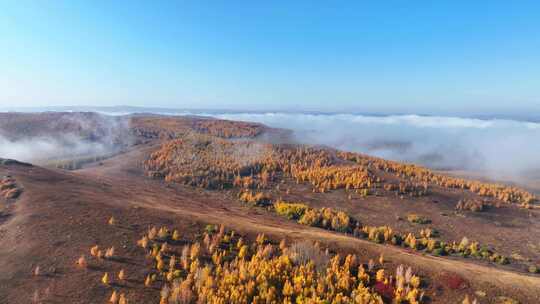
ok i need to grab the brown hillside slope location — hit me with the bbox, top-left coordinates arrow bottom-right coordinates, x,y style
1,147 -> 539,303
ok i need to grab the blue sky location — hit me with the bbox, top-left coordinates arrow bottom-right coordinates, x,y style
1,1 -> 539,114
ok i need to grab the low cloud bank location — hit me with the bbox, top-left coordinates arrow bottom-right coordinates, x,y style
0,135 -> 110,163
0,112 -> 131,164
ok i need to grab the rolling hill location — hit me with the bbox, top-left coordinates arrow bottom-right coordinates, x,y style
0,112 -> 539,304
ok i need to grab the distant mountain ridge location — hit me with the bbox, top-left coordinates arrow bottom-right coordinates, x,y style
1,105 -> 539,123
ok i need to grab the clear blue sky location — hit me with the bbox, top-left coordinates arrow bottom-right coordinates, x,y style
1,1 -> 539,114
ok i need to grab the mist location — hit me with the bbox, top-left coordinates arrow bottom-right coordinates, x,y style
0,112 -> 131,164
0,135 -> 108,163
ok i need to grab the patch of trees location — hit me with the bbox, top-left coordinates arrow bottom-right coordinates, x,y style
238,190 -> 272,206
383,182 -> 429,198
144,135 -> 276,189
0,176 -> 22,199
293,165 -> 379,194
146,134 -> 536,209
338,151 -> 537,207
137,224 -> 425,303
456,199 -> 487,212
130,116 -> 265,141
274,200 -> 510,266
193,119 -> 265,138
52,153 -> 114,170
274,200 -> 353,233
145,137 -> 431,199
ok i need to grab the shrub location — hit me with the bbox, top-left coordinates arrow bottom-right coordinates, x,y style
440,272 -> 468,290
420,228 -> 438,238
102,272 -> 110,285
274,200 -> 309,220
410,275 -> 421,288
77,255 -> 87,268
239,190 -> 272,206
256,233 -> 267,245
376,269 -> 385,282
119,293 -> 128,304
432,248 -> 446,256
138,236 -> 149,248
90,245 -> 99,257
172,230 -> 181,241
456,199 -> 485,212
110,291 -> 118,303
391,235 -> 402,245
118,269 -> 126,280
331,211 -> 350,232
144,275 -> 152,287
156,259 -> 165,272
105,247 -> 115,258
496,255 -> 509,265
298,209 -> 320,226
190,243 -> 201,260
279,239 -> 287,251
287,241 -> 329,272
238,245 -> 249,259
366,226 -> 394,243
407,214 -> 431,224
158,227 -> 169,239
374,281 -> 394,299
205,224 -> 217,234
